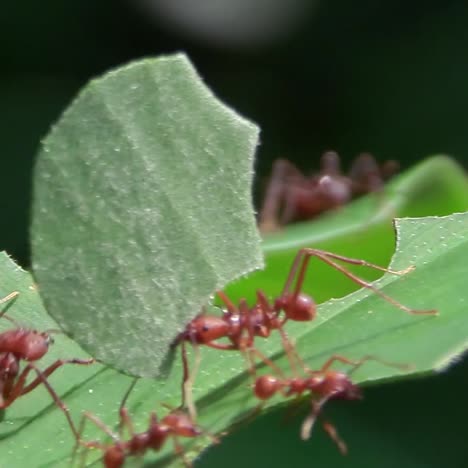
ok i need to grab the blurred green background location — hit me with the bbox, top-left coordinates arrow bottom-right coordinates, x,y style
2,1 -> 467,467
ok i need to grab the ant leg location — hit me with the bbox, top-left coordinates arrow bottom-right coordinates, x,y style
119,377 -> 139,415
80,411 -> 120,440
0,291 -> 20,323
76,411 -> 120,467
246,346 -> 285,379
255,290 -> 303,374
20,358 -> 95,395
318,354 -> 409,374
349,153 -> 383,195
1,363 -> 81,440
300,395 -> 330,440
118,377 -> 139,436
204,342 -> 237,351
0,291 -> 19,306
320,151 -> 342,176
259,159 -> 299,232
171,435 -> 192,468
381,160 -> 400,180
322,419 -> 348,455
280,186 -> 303,226
73,411 -> 116,466
186,344 -> 201,421
288,248 -> 437,315
180,341 -> 201,421
235,298 -> 286,378
216,290 -> 238,316
119,407 -> 137,438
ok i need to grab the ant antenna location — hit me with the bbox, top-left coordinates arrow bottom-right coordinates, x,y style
120,377 -> 139,412
0,291 -> 19,319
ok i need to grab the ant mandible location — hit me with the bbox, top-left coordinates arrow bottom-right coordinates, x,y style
254,354 -> 408,454
75,405 -> 212,467
173,247 -> 436,418
259,151 -> 399,232
0,290 -> 95,439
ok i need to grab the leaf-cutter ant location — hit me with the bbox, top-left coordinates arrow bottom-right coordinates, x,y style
254,354 -> 409,454
173,247 -> 436,418
259,151 -> 399,232
75,405 -> 214,468
0,291 -> 95,439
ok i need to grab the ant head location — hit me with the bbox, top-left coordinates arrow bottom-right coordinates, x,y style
254,375 -> 280,400
310,371 -> 362,401
20,330 -> 54,361
279,293 -> 316,322
342,381 -> 362,400
189,316 -> 230,345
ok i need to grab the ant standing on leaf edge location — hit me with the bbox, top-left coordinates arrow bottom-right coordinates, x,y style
0,290 -> 95,442
172,247 -> 437,421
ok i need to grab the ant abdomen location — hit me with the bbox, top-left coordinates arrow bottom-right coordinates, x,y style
276,293 -> 316,322
254,375 -> 281,400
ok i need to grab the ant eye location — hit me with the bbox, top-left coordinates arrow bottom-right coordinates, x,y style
202,325 -> 209,333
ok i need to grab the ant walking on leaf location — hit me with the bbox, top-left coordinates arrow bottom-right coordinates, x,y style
253,351 -> 410,454
0,290 -> 95,439
259,151 -> 399,232
173,247 -> 436,419
75,400 -> 216,467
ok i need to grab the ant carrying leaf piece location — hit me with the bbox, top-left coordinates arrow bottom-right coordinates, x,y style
0,291 -> 95,440
259,151 -> 399,232
31,54 -> 263,379
173,247 -> 436,420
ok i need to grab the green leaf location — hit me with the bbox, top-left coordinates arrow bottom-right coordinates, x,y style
227,155 -> 468,306
31,54 -> 262,378
6,212 -> 467,467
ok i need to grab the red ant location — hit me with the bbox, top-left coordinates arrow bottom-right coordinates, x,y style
173,247 -> 436,418
75,404 -> 213,467
0,290 -> 95,439
259,151 -> 399,232
253,354 -> 408,454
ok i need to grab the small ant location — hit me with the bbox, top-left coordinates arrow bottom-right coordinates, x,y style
259,151 -> 399,232
173,247 -> 436,418
254,354 -> 408,454
0,290 -> 95,439
75,405 -> 212,467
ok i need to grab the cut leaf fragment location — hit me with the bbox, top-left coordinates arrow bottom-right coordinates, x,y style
31,53 -> 263,378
